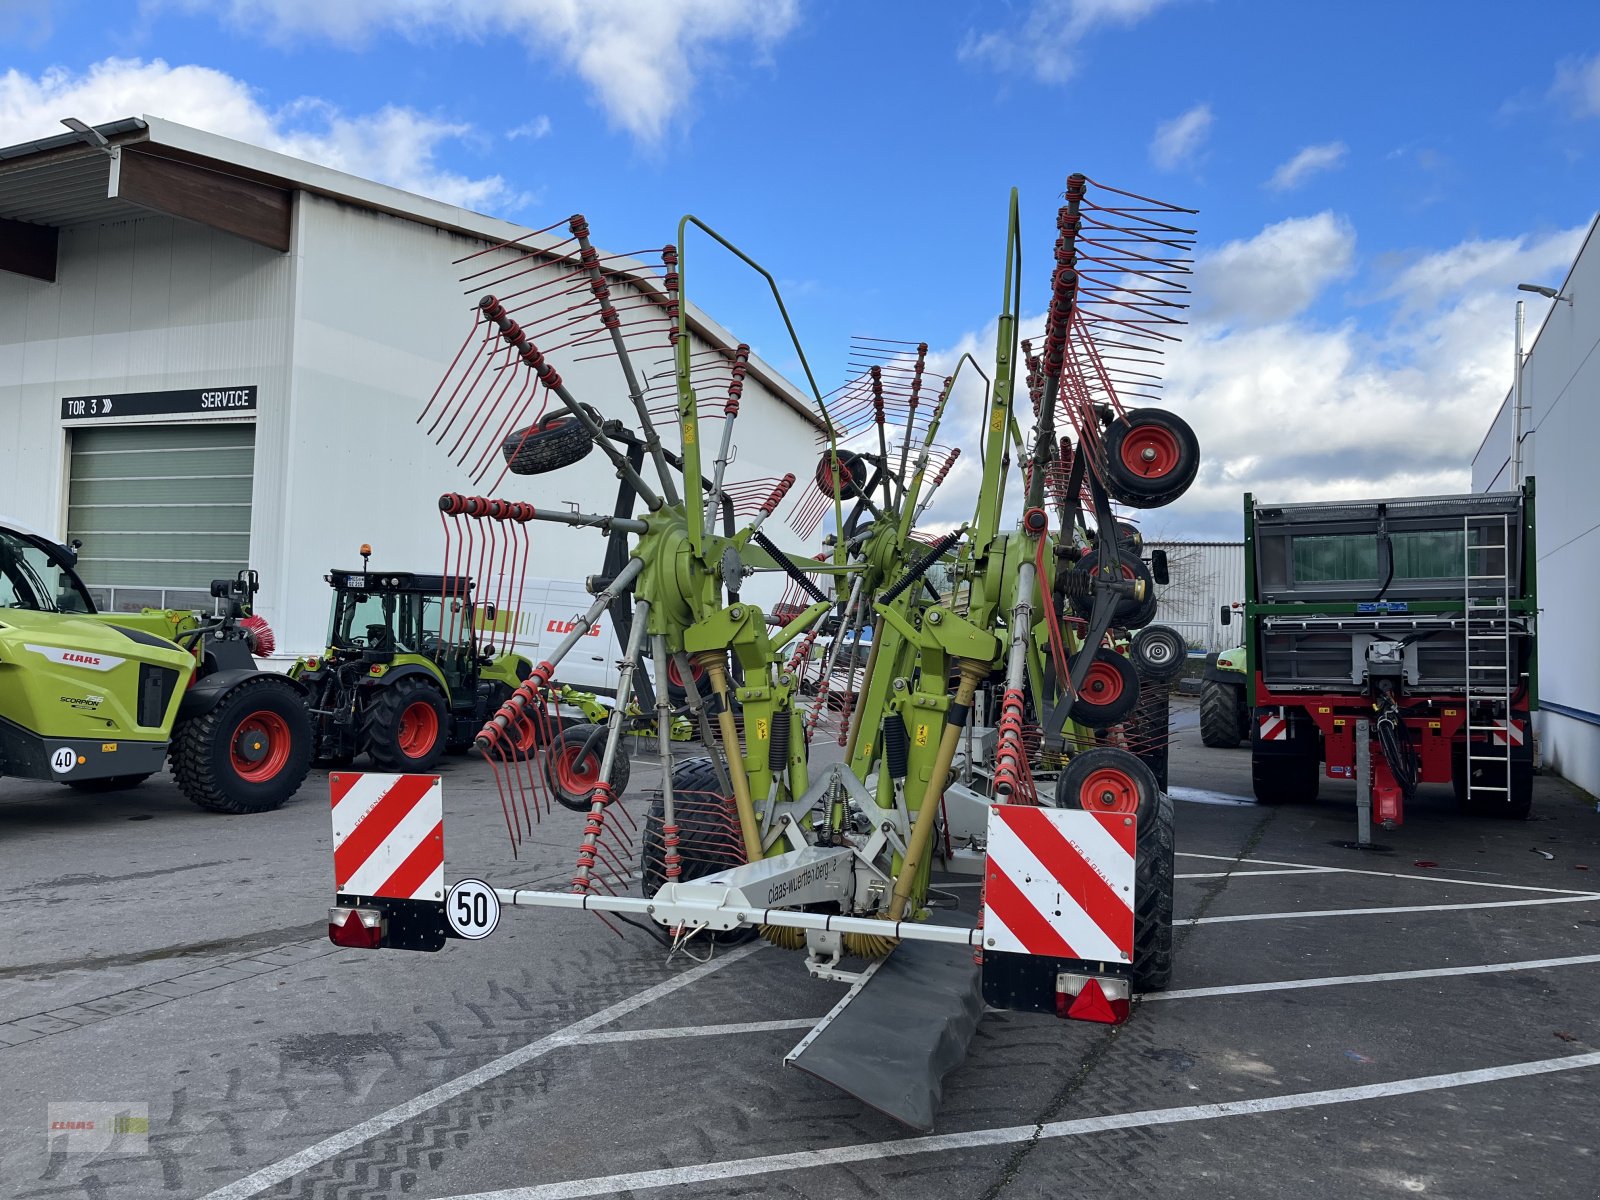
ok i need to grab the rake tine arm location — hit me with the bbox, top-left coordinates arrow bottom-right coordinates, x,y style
569,216 -> 680,506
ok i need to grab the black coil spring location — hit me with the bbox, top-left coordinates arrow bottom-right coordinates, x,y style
883,715 -> 909,780
768,710 -> 792,771
879,530 -> 962,605
751,530 -> 828,603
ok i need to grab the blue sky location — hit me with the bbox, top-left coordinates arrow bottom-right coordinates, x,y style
4,0 -> 1597,537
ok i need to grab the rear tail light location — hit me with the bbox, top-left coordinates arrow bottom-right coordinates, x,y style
328,906 -> 384,949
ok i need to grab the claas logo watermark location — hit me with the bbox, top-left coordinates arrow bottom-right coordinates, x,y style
46,1103 -> 148,1158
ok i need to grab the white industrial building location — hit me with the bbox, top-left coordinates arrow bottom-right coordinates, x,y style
0,116 -> 825,662
1145,541 -> 1245,652
1472,214 -> 1600,798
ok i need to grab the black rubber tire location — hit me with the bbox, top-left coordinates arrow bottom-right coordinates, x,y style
1199,678 -> 1246,748
544,722 -> 632,811
1102,407 -> 1200,509
1250,713 -> 1321,806
170,674 -> 312,814
641,756 -> 757,945
65,773 -> 152,793
1054,748 -> 1172,991
1116,520 -> 1144,553
1128,687 -> 1171,791
1452,740 -> 1534,820
1067,547 -> 1158,629
814,448 -> 869,500
1132,789 -> 1176,990
1067,646 -> 1141,726
364,677 -> 450,772
501,409 -> 595,476
1131,625 -> 1188,683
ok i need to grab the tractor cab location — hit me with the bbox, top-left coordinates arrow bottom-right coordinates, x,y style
324,569 -> 481,673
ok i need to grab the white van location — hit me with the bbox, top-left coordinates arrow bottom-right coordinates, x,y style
475,576 -> 624,694
482,573 -> 795,698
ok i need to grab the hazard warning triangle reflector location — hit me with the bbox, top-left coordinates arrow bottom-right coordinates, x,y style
1064,978 -> 1130,1025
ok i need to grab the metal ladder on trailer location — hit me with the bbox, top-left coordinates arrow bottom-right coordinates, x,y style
1463,512 -> 1514,807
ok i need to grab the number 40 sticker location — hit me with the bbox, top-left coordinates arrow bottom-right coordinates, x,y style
446,879 -> 501,940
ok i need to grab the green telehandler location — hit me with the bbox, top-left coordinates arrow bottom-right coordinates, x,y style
0,518 -> 312,813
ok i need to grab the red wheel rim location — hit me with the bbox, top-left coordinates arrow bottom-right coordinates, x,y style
1077,766 -> 1141,814
554,744 -> 601,793
231,710 -> 292,782
511,718 -> 539,755
1079,660 -> 1126,705
1120,424 -> 1181,479
666,657 -> 705,688
398,701 -> 440,757
814,454 -> 857,494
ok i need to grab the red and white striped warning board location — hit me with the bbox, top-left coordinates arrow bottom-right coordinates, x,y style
1258,712 -> 1288,741
1491,719 -> 1526,747
980,805 -> 1135,963
331,773 -> 445,901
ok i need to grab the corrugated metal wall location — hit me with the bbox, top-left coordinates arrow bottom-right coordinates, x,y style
1472,216 -> 1600,797
1146,541 -> 1245,651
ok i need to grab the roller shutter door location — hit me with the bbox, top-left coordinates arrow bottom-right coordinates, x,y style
67,423 -> 255,613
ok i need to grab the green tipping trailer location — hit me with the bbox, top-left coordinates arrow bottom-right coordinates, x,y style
1205,481 -> 1537,838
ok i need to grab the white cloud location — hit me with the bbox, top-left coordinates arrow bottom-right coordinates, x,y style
166,0 -> 801,144
1383,228 -> 1582,313
1266,140 -> 1347,191
0,57 -> 525,211
1149,103 -> 1212,171
507,115 -> 552,141
960,0 -> 1177,84
919,216 -> 1588,540
1551,52 -> 1600,118
1195,212 -> 1355,327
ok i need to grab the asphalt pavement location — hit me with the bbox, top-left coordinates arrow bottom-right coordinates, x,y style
3,696 -> 1599,1199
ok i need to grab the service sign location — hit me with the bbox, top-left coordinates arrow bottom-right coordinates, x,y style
60,386 -> 257,421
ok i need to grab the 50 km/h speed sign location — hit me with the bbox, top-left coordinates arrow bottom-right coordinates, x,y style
446,879 -> 500,940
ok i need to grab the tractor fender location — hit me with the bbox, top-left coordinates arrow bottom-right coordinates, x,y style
1203,648 -> 1246,684
177,669 -> 308,721
368,662 -> 449,694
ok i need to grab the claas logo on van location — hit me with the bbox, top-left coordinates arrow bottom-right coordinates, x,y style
546,620 -> 602,637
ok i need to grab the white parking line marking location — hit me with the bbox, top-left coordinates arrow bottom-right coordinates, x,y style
1167,786 -> 1255,807
572,1018 -> 819,1046
433,1051 -> 1600,1199
1177,868 -> 1336,879
1188,894 -> 1600,925
200,942 -> 768,1200
1144,953 -> 1600,1001
1177,851 -> 1600,897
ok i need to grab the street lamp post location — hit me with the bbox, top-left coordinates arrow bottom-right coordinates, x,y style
1509,283 -> 1571,489
1512,299 -> 1524,488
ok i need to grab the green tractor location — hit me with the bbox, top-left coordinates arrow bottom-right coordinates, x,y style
1199,645 -> 1249,748
0,518 -> 312,812
290,566 -> 539,772
290,561 -> 681,802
